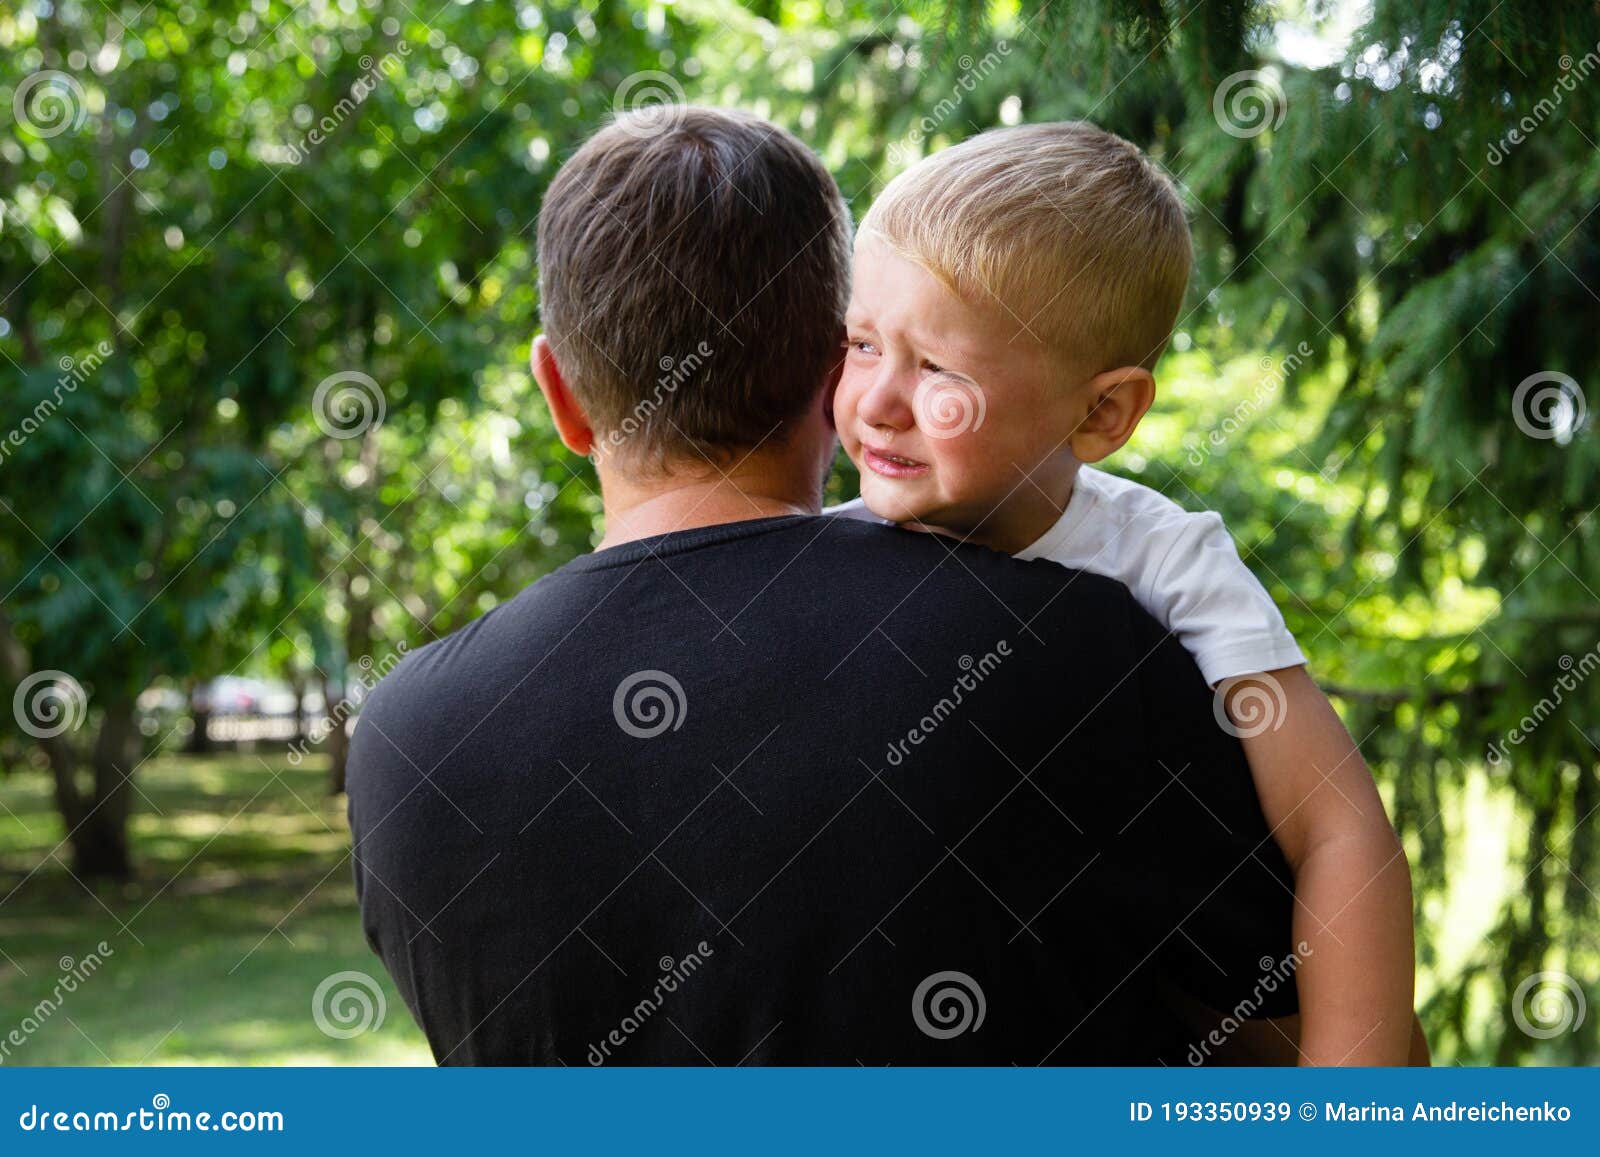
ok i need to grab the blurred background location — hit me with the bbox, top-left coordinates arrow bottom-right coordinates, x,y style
1,0 -> 1596,1065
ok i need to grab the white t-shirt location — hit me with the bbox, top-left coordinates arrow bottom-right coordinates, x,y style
828,465 -> 1305,685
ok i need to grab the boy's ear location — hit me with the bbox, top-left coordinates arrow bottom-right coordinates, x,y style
1067,365 -> 1155,464
532,335 -> 595,457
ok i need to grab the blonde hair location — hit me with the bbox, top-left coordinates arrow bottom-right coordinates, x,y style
860,122 -> 1192,372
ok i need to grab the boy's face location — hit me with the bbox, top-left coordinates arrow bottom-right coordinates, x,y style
834,234 -> 1085,541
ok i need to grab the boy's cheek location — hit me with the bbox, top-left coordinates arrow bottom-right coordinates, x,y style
831,390 -> 862,450
925,435 -> 1011,500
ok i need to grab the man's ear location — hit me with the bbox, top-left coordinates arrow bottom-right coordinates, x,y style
532,335 -> 594,457
1067,365 -> 1155,464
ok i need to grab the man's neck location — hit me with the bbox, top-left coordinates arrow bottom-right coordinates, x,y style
594,445 -> 825,551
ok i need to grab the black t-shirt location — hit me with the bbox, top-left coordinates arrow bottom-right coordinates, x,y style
347,514 -> 1297,1065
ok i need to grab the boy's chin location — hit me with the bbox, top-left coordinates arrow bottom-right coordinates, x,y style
860,479 -> 940,526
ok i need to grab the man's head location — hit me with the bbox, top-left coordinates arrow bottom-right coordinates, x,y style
534,106 -> 852,477
833,122 -> 1192,548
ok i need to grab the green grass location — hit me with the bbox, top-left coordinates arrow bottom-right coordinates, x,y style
0,752 -> 432,1065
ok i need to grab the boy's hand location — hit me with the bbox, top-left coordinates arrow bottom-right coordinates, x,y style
1223,665 -> 1417,1066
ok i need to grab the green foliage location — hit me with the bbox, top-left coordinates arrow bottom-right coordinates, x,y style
1,0 -> 1596,1062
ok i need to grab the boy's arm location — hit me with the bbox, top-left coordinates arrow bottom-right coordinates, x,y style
1223,666 -> 1416,1066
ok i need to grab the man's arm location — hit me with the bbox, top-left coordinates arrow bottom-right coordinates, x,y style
1226,666 -> 1416,1065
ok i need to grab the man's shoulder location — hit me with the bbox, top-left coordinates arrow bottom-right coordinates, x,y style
365,514 -> 1152,682
345,596 -> 523,778
346,514 -> 1158,782
817,514 -> 1141,604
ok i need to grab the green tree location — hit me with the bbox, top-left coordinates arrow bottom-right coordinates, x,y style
1,0 -> 692,871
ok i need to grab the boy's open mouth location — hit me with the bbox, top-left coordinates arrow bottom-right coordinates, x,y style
862,445 -> 930,479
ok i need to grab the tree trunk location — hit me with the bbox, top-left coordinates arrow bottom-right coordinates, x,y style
185,679 -> 212,754
289,670 -> 308,743
69,697 -> 139,880
0,571 -> 138,881
72,807 -> 132,879
321,669 -> 349,796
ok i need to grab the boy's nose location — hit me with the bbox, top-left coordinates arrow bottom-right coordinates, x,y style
855,369 -> 916,432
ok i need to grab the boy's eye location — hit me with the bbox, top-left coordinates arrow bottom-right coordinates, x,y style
922,361 -> 945,375
846,338 -> 879,356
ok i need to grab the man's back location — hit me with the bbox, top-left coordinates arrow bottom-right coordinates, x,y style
348,515 -> 1296,1065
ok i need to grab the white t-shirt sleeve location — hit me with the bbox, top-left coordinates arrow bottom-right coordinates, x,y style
824,498 -> 888,523
833,473 -> 1304,685
1143,510 -> 1307,685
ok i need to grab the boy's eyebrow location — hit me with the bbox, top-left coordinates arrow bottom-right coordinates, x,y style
844,310 -> 991,367
908,327 -> 989,367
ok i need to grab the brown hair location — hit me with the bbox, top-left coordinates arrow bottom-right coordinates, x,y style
537,106 -> 852,467
861,121 -> 1192,372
